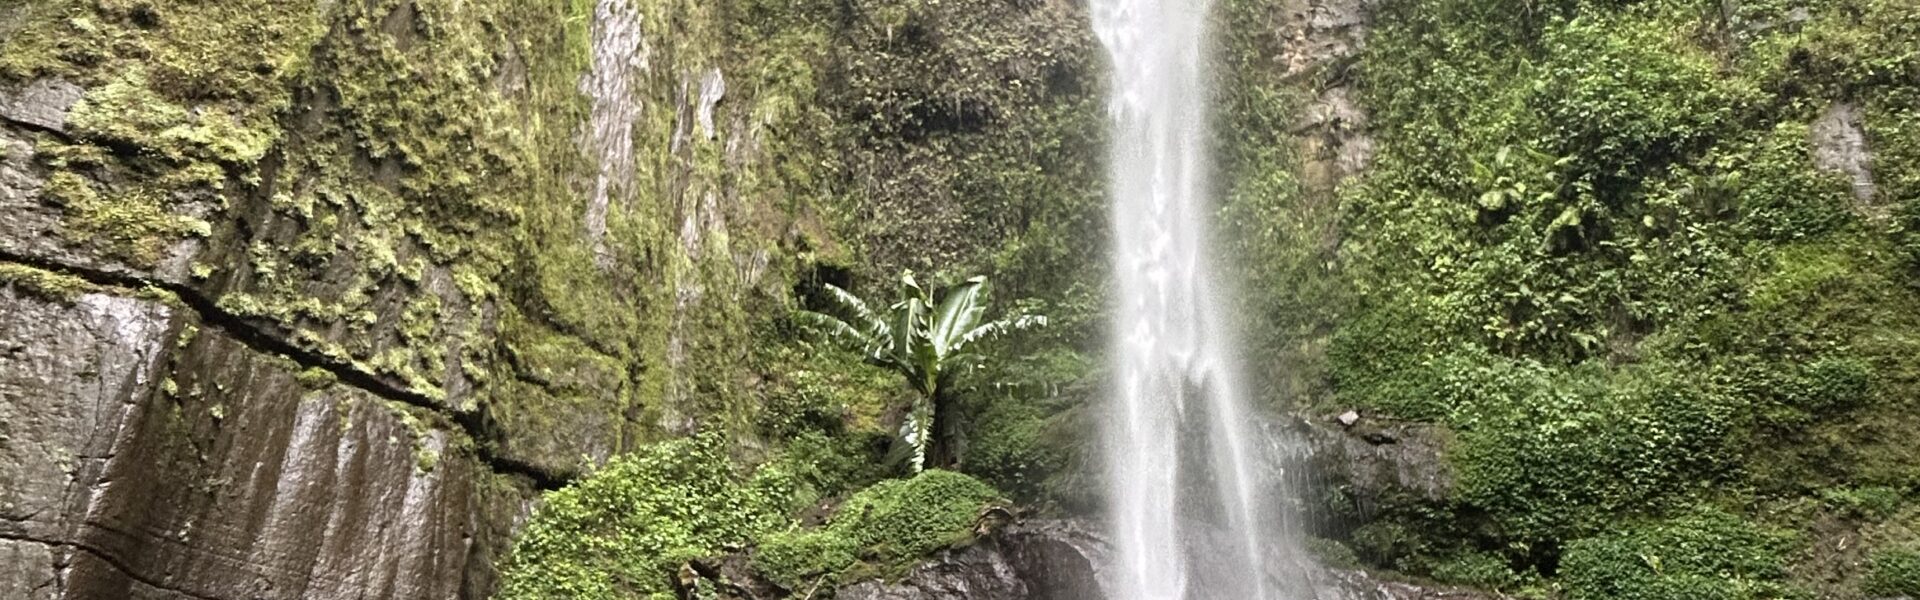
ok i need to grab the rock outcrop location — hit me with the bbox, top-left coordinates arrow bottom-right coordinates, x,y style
0,284 -> 525,599
839,520 -> 1109,600
1301,414 -> 1457,520
0,0 -> 1106,596
834,519 -> 1505,600
0,0 -> 842,597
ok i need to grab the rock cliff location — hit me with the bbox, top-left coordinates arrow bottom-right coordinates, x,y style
0,0 -> 1102,597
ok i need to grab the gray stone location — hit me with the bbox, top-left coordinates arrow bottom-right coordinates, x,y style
0,79 -> 84,133
0,127 -> 202,284
0,539 -> 58,600
1304,417 -> 1457,515
697,68 -> 727,141
1338,410 -> 1362,427
1317,568 -> 1511,599
0,285 -> 530,600
1811,101 -> 1878,207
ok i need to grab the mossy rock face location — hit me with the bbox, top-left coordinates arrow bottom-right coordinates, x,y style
1215,0 -> 1920,593
0,278 -> 531,599
753,469 -> 1004,590
0,0 -> 1108,474
0,0 -> 1108,596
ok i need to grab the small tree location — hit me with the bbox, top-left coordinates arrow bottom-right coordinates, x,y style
795,271 -> 1045,473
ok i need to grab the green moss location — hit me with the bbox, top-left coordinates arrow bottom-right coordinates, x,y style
1819,487 -> 1906,521
752,470 -> 1002,590
41,170 -> 206,266
0,263 -> 97,303
294,367 -> 337,390
1,1 -> 326,266
66,67 -> 277,165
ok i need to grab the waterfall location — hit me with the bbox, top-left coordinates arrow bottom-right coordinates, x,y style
1093,0 -> 1303,598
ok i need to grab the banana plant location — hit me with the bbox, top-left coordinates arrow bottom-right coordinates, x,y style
794,271 -> 1046,472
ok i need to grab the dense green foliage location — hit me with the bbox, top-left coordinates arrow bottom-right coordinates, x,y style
1560,509 -> 1797,600
496,435 -> 796,600
1865,546 -> 1920,597
754,470 -> 1002,589
1221,0 -> 1920,595
796,272 -> 1045,472
497,435 -> 999,599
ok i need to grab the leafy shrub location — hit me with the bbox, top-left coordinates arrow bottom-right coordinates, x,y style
1865,546 -> 1920,597
765,430 -> 894,508
496,435 -> 795,600
963,398 -> 1053,500
1560,508 -> 1798,600
753,470 -> 1002,589
1448,357 -> 1735,540
756,344 -> 898,439
958,345 -> 1092,503
1430,550 -> 1525,591
1531,14 -> 1741,181
1819,486 -> 1906,520
1327,300 -> 1454,420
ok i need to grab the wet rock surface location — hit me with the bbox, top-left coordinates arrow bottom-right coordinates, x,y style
0,286 -> 531,599
833,518 -> 1504,600
1304,414 -> 1457,515
1316,569 -> 1510,599
839,520 -> 1110,600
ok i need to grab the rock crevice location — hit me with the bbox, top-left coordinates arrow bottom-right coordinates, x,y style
0,250 -> 568,491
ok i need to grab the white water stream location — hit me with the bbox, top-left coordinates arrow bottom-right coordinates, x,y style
1094,1 -> 1302,598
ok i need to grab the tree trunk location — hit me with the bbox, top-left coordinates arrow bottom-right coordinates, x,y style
927,387 -> 961,470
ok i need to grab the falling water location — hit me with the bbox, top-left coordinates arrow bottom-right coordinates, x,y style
1094,0 -> 1300,598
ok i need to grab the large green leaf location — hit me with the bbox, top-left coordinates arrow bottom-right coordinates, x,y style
792,271 -> 1048,472
930,276 -> 987,359
793,310 -> 874,350
820,283 -> 890,341
953,313 -> 1048,354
